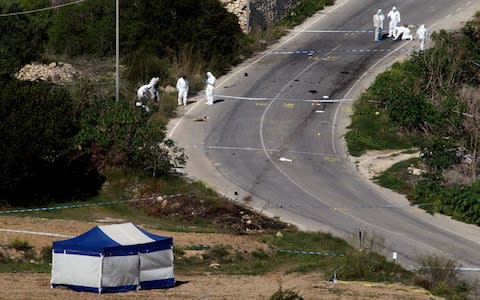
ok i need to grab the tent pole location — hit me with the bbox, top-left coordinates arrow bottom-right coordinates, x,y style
99,254 -> 104,294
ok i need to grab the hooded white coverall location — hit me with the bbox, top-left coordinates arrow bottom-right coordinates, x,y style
373,9 -> 385,41
387,7 -> 401,37
176,76 -> 189,105
393,25 -> 413,40
416,24 -> 427,51
205,72 -> 216,105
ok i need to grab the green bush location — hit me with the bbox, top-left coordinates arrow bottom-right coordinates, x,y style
48,0 -> 115,57
9,239 -> 33,251
269,286 -> 304,300
345,92 -> 417,156
39,246 -> 52,263
374,157 -> 420,195
205,245 -> 231,263
0,2 -> 46,77
415,254 -> 470,298
0,79 -> 103,206
419,136 -> 459,173
75,97 -> 185,177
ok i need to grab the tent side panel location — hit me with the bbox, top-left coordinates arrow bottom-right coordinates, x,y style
101,255 -> 139,290
139,249 -> 174,289
51,253 -> 101,289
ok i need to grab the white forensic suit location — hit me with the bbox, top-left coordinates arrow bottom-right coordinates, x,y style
373,9 -> 385,41
416,24 -> 427,51
205,72 -> 216,105
387,7 -> 401,37
176,76 -> 189,105
393,25 -> 413,40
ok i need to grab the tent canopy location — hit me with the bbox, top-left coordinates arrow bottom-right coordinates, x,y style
51,222 -> 175,293
53,222 -> 172,255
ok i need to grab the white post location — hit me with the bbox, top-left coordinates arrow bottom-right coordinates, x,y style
392,252 -> 397,263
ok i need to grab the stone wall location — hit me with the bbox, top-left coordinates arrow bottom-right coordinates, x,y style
220,0 -> 303,32
16,62 -> 79,83
220,0 -> 249,32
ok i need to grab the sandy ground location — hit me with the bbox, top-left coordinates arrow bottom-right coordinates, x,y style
0,272 -> 440,300
351,150 -> 420,180
0,216 -> 441,300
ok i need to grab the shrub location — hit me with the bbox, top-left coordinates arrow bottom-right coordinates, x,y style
205,245 -> 231,263
415,254 -> 470,298
9,239 -> 33,252
0,79 -> 102,206
48,0 -> 115,57
269,283 -> 304,300
0,2 -> 45,77
39,246 -> 52,263
420,136 -> 459,173
76,97 -> 185,177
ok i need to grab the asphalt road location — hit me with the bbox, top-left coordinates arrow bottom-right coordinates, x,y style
169,0 -> 480,277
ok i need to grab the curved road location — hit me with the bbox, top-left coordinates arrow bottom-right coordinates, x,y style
169,0 -> 480,276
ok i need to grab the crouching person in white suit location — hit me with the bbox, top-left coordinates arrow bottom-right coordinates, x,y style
393,24 -> 413,40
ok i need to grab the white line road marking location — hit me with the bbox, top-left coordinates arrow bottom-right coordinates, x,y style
215,94 -> 352,102
288,29 -> 373,33
185,145 -> 343,158
0,228 -> 71,238
265,49 -> 392,55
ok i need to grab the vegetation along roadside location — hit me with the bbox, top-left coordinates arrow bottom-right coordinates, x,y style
346,12 -> 480,226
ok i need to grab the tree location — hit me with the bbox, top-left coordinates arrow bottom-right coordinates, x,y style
48,0 -> 115,57
0,79 -> 103,206
0,2 -> 46,78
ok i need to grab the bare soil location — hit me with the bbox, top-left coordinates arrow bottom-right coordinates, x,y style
0,216 -> 441,300
350,150 -> 420,180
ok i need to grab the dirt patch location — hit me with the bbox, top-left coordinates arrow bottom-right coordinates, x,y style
0,272 -> 440,300
350,150 -> 420,180
131,194 -> 288,234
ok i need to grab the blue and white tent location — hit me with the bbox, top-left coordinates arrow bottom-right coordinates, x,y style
51,222 -> 174,293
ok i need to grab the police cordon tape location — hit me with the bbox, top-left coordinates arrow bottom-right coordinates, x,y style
182,245 -> 345,257
265,48 -> 393,55
0,194 -> 183,215
274,248 -> 345,257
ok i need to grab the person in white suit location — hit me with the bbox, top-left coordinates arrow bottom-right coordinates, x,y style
416,24 -> 427,51
387,6 -> 401,37
393,24 -> 413,40
373,9 -> 385,41
176,75 -> 189,106
205,71 -> 216,105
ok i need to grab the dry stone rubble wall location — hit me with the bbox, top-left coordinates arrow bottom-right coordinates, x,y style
220,0 -> 303,32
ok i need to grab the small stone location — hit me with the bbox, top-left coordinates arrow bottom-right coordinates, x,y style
209,262 -> 221,269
